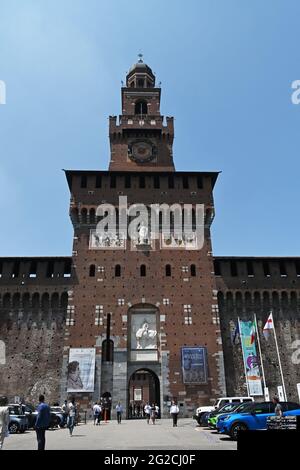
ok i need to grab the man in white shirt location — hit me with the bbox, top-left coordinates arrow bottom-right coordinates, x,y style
144,403 -> 151,424
170,401 -> 180,427
92,402 -> 102,425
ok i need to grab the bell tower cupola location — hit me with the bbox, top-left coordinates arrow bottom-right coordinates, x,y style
109,55 -> 175,172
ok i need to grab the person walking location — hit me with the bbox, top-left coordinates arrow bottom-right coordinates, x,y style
0,396 -> 10,450
61,400 -> 68,427
93,402 -> 101,425
170,400 -> 180,427
144,403 -> 151,424
35,395 -> 51,451
116,402 -> 123,424
67,397 -> 76,436
150,403 -> 156,425
273,396 -> 283,417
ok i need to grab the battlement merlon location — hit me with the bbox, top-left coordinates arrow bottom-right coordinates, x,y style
109,115 -> 174,137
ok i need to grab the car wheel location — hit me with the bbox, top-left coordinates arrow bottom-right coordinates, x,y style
200,412 -> 209,426
230,422 -> 248,440
9,422 -> 19,434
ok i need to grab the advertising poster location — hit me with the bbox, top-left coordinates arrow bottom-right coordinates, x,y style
239,321 -> 263,396
67,348 -> 96,392
181,347 -> 208,384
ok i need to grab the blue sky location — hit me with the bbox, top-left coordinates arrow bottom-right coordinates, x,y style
0,0 -> 300,257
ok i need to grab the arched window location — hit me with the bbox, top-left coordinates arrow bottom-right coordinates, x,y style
115,265 -> 121,277
89,264 -> 96,277
140,265 -> 146,277
166,264 -> 171,277
191,264 -> 196,277
135,100 -> 148,115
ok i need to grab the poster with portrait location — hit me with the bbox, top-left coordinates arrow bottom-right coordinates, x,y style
67,348 -> 96,392
181,347 -> 208,384
131,312 -> 157,350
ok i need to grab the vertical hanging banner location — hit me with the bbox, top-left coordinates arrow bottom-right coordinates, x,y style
239,321 -> 263,396
181,347 -> 208,384
67,348 -> 96,392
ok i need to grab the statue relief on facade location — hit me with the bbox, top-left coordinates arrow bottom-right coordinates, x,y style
135,322 -> 157,349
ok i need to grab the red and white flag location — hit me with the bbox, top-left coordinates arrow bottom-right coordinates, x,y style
263,312 -> 274,339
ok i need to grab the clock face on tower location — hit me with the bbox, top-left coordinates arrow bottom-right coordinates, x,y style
128,139 -> 157,163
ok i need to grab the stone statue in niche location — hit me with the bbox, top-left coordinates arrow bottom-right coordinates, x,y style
135,322 -> 157,349
138,221 -> 149,245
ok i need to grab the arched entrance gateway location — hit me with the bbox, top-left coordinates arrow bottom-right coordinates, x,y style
127,304 -> 161,419
128,369 -> 160,419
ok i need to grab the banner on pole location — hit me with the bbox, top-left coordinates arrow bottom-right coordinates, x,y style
264,387 -> 270,401
277,385 -> 285,401
239,321 -> 263,396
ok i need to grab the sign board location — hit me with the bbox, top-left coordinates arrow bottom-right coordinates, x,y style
134,388 -> 142,401
181,347 -> 208,384
277,385 -> 285,401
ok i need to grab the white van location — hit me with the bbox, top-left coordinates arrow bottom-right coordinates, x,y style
195,396 -> 254,425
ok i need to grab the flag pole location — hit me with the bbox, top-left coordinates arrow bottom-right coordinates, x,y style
271,311 -> 287,401
254,313 -> 267,391
238,317 -> 251,397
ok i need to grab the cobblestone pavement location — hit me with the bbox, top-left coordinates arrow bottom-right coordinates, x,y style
3,419 -> 237,450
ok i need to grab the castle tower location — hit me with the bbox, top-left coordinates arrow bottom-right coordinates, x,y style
62,57 -> 226,417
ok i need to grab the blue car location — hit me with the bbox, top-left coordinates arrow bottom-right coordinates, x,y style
217,401 -> 300,440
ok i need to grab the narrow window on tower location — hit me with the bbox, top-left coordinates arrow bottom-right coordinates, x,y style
125,175 -> 131,188
182,175 -> 189,189
190,264 -> 196,277
95,175 -> 102,188
11,261 -> 20,279
247,260 -> 254,277
135,100 -> 148,115
64,259 -> 72,278
295,260 -> 300,277
139,176 -> 145,188
214,260 -> 221,276
230,261 -> 238,277
197,176 -> 203,189
140,265 -> 146,277
46,261 -> 55,278
168,175 -> 174,189
153,175 -> 160,189
115,265 -> 121,277
263,261 -> 271,277
165,264 -> 171,277
89,265 -> 96,277
279,260 -> 287,277
110,175 -> 116,188
81,175 -> 87,188
137,78 -> 144,88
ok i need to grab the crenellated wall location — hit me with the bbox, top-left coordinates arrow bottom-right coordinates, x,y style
0,257 -> 73,404
215,257 -> 300,402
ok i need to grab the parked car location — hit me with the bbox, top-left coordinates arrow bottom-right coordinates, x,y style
194,396 -> 254,426
16,403 -> 62,429
207,402 -> 244,429
8,405 -> 28,434
50,406 -> 65,428
217,401 -> 300,440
